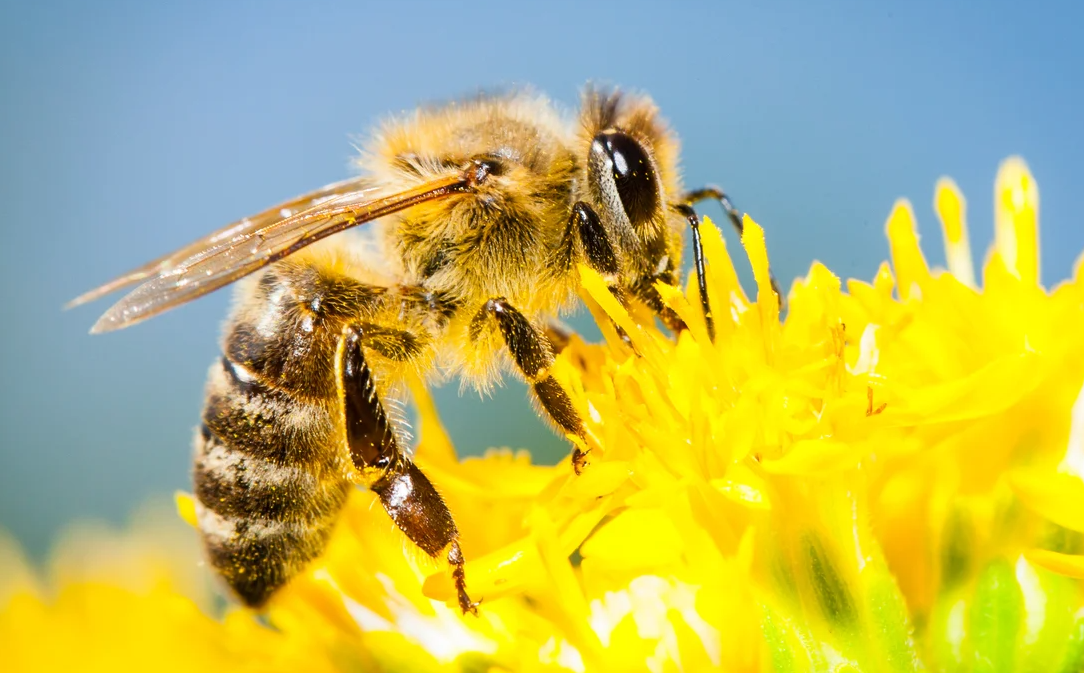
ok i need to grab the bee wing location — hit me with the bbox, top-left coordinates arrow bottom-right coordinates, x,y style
78,173 -> 470,333
67,176 -> 380,310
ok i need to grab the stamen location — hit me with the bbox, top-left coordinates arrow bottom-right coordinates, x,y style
885,199 -> 929,301
934,177 -> 976,288
994,156 -> 1040,284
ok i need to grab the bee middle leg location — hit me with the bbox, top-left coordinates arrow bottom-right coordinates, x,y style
337,324 -> 477,615
472,299 -> 591,474
542,320 -> 574,354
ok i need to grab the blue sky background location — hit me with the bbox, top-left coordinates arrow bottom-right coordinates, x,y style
2,0 -> 1083,557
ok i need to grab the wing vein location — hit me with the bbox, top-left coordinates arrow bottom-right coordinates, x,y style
76,172 -> 470,333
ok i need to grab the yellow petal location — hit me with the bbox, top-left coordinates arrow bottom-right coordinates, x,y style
579,264 -> 658,358
741,215 -> 779,320
563,460 -> 632,499
423,540 -> 544,603
710,478 -> 771,510
1023,549 -> 1084,578
761,439 -> 867,476
699,216 -> 748,323
174,491 -> 197,528
891,353 -> 1043,424
1009,469 -> 1084,532
579,508 -> 683,570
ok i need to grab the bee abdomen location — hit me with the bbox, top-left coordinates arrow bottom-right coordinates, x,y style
193,354 -> 351,607
194,424 -> 348,523
194,499 -> 339,608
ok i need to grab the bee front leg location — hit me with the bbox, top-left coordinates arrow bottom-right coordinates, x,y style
571,201 -> 619,278
472,299 -> 592,474
672,203 -> 715,341
567,200 -> 644,350
680,186 -> 786,315
337,325 -> 478,615
571,200 -> 694,344
681,185 -> 747,237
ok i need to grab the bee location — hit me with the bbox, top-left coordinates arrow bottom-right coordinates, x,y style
69,86 -> 774,615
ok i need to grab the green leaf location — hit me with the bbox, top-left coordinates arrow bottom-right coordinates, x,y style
1054,608 -> 1084,673
864,566 -> 921,672
1019,566 -> 1083,673
804,534 -> 858,630
969,558 -> 1023,673
761,604 -> 827,673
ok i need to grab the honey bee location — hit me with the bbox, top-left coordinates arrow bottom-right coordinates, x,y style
69,86 -> 774,615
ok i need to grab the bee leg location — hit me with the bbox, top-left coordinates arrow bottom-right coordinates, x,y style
571,200 -> 687,340
605,286 -> 645,353
553,200 -> 619,278
626,269 -> 688,335
473,299 -> 591,474
672,203 -> 715,341
572,201 -> 619,277
568,201 -> 640,350
682,185 -> 746,236
680,186 -> 786,314
338,325 -> 478,615
542,320 -> 573,354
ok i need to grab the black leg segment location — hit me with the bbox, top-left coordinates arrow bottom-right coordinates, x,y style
673,203 -> 715,341
340,326 -> 399,471
371,463 -> 477,614
682,185 -> 786,312
683,185 -> 746,237
542,320 -> 573,354
337,324 -> 477,614
475,298 -> 590,473
569,200 -> 653,347
572,201 -> 619,276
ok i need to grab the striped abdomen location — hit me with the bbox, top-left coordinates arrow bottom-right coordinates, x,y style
193,262 -> 380,607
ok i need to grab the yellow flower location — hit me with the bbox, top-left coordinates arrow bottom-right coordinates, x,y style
3,157 -> 1084,672
0,503 -> 341,672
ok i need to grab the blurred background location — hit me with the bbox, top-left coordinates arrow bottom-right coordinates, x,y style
2,0 -> 1083,560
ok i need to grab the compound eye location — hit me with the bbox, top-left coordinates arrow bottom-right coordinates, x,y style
593,131 -> 660,226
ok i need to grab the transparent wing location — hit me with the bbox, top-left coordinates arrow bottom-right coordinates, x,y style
67,176 -> 379,309
77,173 -> 470,333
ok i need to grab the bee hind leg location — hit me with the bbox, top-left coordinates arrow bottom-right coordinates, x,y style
338,324 -> 478,615
471,299 -> 592,474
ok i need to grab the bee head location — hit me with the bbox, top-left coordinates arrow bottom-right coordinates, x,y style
579,87 -> 683,279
